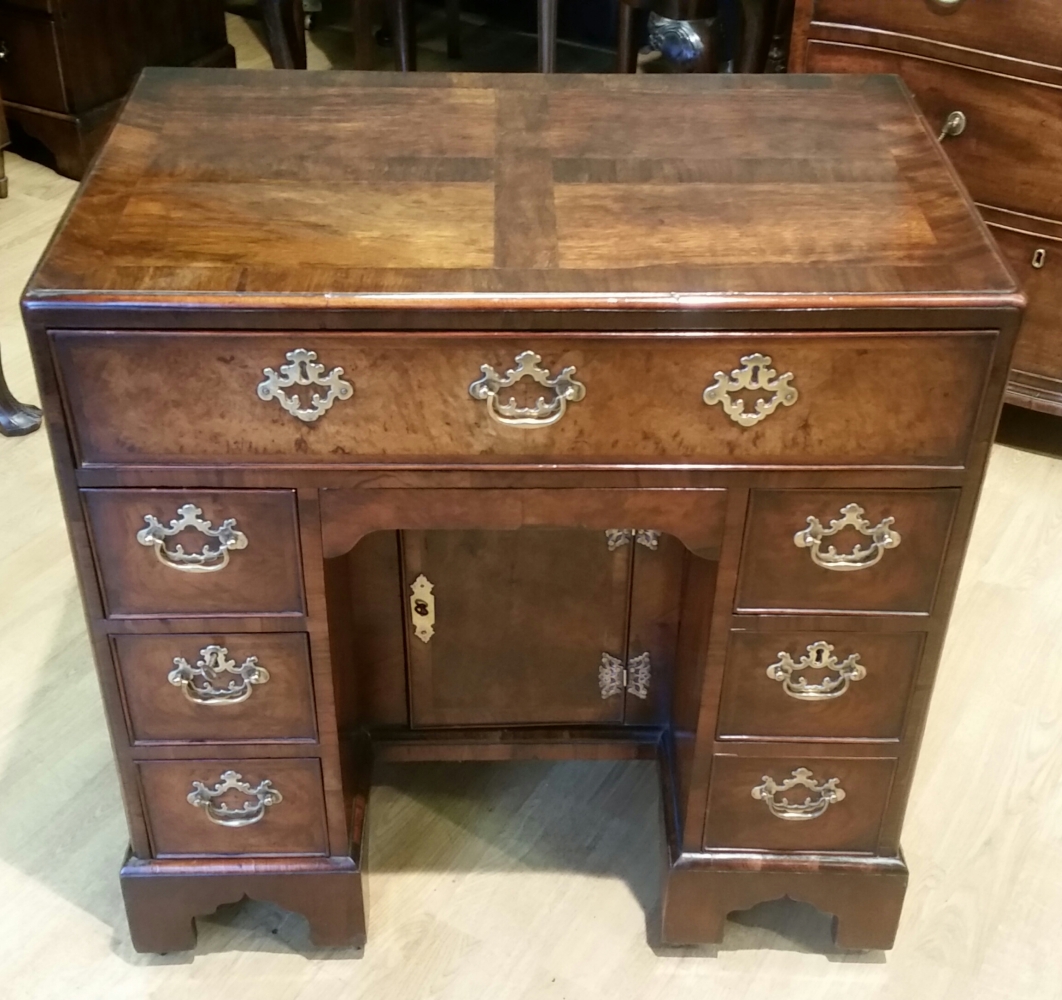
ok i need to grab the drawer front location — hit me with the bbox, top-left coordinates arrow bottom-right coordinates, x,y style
83,489 -> 305,617
114,633 -> 317,743
736,489 -> 958,614
718,629 -> 924,740
53,332 -> 995,468
0,6 -> 65,112
989,224 -> 1062,386
703,753 -> 896,852
804,41 -> 1062,221
139,758 -> 328,858
808,0 -> 1059,69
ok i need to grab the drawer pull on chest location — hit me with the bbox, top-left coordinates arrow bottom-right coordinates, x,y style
257,348 -> 354,423
168,644 -> 271,706
751,768 -> 846,821
187,770 -> 283,827
468,350 -> 586,428
793,503 -> 901,572
766,641 -> 867,701
938,110 -> 967,141
702,353 -> 798,427
136,503 -> 248,573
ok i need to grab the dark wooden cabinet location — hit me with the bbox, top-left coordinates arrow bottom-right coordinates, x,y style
0,0 -> 233,178
790,0 -> 1062,416
23,70 -> 1021,955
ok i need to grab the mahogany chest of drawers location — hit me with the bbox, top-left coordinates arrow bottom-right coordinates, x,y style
790,0 -> 1062,416
0,0 -> 233,179
23,68 -> 1022,953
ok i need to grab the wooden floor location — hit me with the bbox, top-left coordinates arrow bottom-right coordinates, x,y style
1,15 -> 1061,1000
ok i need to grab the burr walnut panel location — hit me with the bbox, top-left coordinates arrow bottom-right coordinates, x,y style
138,758 -> 329,858
113,632 -> 317,744
736,489 -> 959,614
717,628 -> 925,740
53,331 -> 994,468
82,489 -> 305,617
703,754 -> 897,852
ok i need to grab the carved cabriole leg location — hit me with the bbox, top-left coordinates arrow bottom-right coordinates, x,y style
660,852 -> 909,950
120,859 -> 366,953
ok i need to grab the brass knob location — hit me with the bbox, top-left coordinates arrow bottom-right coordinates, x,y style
938,110 -> 967,141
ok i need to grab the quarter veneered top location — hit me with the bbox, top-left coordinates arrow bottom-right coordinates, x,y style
25,69 -> 1017,310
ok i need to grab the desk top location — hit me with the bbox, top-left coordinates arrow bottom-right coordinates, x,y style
25,69 -> 1018,313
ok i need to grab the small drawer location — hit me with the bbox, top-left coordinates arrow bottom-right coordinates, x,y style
53,331 -> 994,469
808,0 -> 1059,69
803,41 -> 1062,221
736,489 -> 958,614
718,629 -> 924,740
703,753 -> 896,852
988,222 -> 1062,388
0,5 -> 66,113
114,633 -> 317,744
83,489 -> 305,618
138,758 -> 329,858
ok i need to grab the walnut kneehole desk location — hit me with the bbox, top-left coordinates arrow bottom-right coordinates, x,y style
22,68 -> 1023,953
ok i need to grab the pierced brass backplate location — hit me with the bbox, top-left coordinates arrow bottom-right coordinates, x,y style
409,574 -> 436,643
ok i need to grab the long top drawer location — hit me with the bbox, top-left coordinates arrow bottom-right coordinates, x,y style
52,330 -> 996,469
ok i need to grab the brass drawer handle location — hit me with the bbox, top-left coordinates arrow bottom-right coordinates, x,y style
938,110 -> 967,141
703,353 -> 798,427
751,767 -> 845,821
605,528 -> 661,550
258,348 -> 353,423
187,770 -> 282,827
599,652 -> 652,700
136,503 -> 248,573
168,644 -> 270,705
469,350 -> 585,428
793,502 -> 901,572
766,641 -> 866,700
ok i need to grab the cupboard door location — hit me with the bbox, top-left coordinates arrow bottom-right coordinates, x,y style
402,528 -> 633,727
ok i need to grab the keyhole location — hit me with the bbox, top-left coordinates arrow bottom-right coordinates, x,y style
1032,248 -> 1047,269
413,600 -> 429,617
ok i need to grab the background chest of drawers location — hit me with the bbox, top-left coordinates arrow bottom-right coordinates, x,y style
0,0 -> 233,178
23,69 -> 1022,954
790,0 -> 1062,416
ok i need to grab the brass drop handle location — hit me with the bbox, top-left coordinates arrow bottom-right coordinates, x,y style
469,351 -> 586,428
766,641 -> 867,701
1032,248 -> 1047,269
751,768 -> 845,821
168,644 -> 270,705
794,503 -> 901,572
136,503 -> 248,573
938,110 -> 967,141
187,770 -> 282,827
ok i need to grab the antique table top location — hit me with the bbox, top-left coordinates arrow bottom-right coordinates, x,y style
25,69 -> 1017,314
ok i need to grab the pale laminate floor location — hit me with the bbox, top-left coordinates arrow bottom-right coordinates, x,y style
1,16 -> 1061,1000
